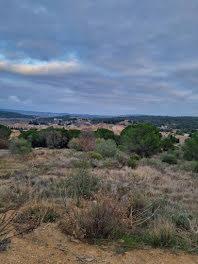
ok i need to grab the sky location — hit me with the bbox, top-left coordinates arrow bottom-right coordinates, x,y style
0,0 -> 198,116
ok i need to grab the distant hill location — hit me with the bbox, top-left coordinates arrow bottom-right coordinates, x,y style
0,108 -> 126,118
0,110 -> 34,119
0,109 -> 58,117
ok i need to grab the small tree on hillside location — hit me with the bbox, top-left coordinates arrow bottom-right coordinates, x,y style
183,131 -> 198,161
0,125 -> 11,149
0,125 -> 11,140
95,128 -> 115,140
161,137 -> 174,151
121,123 -> 162,157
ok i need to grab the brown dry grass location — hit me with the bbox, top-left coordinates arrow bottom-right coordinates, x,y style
0,148 -> 197,257
1,148 -> 197,213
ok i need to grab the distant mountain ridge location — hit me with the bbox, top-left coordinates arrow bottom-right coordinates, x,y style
0,110 -> 34,119
0,109 -> 139,118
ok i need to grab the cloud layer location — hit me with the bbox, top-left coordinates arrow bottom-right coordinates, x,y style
1,0 -> 198,115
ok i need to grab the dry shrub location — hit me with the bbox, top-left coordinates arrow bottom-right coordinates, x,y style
78,131 -> 96,152
14,202 -> 58,233
60,194 -> 131,242
0,208 -> 21,252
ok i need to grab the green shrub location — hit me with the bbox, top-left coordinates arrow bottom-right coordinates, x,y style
130,153 -> 141,161
182,131 -> 198,161
161,137 -> 174,151
172,149 -> 182,159
127,158 -> 137,169
68,138 -> 82,151
95,139 -> 117,158
127,153 -> 140,169
179,160 -> 198,172
102,160 -> 113,168
56,169 -> 100,200
172,214 -> 192,231
0,125 -> 11,140
115,151 -> 128,165
95,138 -> 105,144
193,162 -> 198,173
9,138 -> 32,155
87,151 -> 103,160
118,145 -> 125,151
161,154 -> 177,165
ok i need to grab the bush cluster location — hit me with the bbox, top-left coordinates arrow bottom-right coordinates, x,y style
19,128 -> 81,149
161,154 -> 177,165
95,139 -> 117,158
9,138 -> 32,155
127,153 -> 141,169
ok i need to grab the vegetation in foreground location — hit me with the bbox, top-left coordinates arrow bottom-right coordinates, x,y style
0,123 -> 197,255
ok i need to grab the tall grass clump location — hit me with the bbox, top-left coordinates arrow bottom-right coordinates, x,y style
150,218 -> 176,247
56,169 -> 100,200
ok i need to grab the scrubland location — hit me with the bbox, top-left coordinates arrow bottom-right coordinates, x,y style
0,123 -> 198,263
0,148 -> 197,262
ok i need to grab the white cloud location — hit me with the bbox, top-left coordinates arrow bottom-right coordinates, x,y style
0,60 -> 82,76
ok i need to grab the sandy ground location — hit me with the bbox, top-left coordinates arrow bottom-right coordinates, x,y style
1,224 -> 198,264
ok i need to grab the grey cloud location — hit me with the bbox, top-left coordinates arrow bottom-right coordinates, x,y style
1,0 -> 198,115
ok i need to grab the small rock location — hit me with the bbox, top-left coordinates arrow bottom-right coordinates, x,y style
85,257 -> 95,262
70,238 -> 80,244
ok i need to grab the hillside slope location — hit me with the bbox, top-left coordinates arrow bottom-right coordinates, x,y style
0,110 -> 34,119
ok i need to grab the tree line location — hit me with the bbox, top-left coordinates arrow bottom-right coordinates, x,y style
1,123 -> 198,162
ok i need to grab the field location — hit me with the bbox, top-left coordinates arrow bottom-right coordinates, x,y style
0,148 -> 197,263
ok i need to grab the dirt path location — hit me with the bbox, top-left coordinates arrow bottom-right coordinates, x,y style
1,224 -> 198,264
